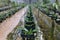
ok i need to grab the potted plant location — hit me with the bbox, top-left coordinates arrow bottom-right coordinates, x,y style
22,29 -> 37,38
55,16 -> 60,24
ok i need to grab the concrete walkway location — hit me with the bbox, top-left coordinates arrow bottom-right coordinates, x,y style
0,6 -> 28,40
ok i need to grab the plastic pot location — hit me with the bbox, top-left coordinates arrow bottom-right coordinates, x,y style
55,19 -> 60,24
25,26 -> 35,30
25,21 -> 34,25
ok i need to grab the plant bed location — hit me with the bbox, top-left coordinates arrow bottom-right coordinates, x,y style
21,6 -> 37,40
0,6 -> 22,23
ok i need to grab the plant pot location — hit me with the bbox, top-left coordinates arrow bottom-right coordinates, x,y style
25,23 -> 35,26
21,33 -> 34,38
25,21 -> 34,24
25,27 -> 31,30
21,34 -> 26,37
22,37 -> 25,40
31,26 -> 35,30
25,26 -> 35,30
55,19 -> 60,24
0,20 -> 2,23
21,34 -> 35,38
46,13 -> 50,15
0,19 -> 4,23
26,35 -> 34,38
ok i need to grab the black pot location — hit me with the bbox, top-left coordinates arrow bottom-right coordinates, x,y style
25,23 -> 35,27
55,19 -> 60,24
0,20 -> 2,23
25,26 -> 31,30
25,26 -> 35,30
21,34 -> 26,37
21,34 -> 35,38
23,34 -> 34,38
8,13 -> 11,17
22,37 -> 25,40
0,19 -> 4,23
25,21 -> 34,24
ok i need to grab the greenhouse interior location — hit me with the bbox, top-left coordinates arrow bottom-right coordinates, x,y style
0,0 -> 60,40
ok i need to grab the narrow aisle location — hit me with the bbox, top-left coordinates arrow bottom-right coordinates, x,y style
33,14 -> 44,40
0,6 -> 28,40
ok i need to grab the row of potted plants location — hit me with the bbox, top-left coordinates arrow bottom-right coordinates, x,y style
25,9 -> 36,30
0,7 -> 22,23
21,6 -> 37,39
0,3 -> 26,23
38,6 -> 60,24
0,6 -> 12,12
34,1 -> 60,24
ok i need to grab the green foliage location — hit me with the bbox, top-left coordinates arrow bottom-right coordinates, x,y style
33,0 -> 60,40
0,7 -> 21,23
11,2 -> 18,7
0,3 -> 26,23
52,3 -> 59,9
19,3 -> 26,8
24,29 -> 33,35
25,6 -> 35,30
0,0 -> 11,7
43,0 -> 50,4
24,29 -> 37,35
21,6 -> 37,37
